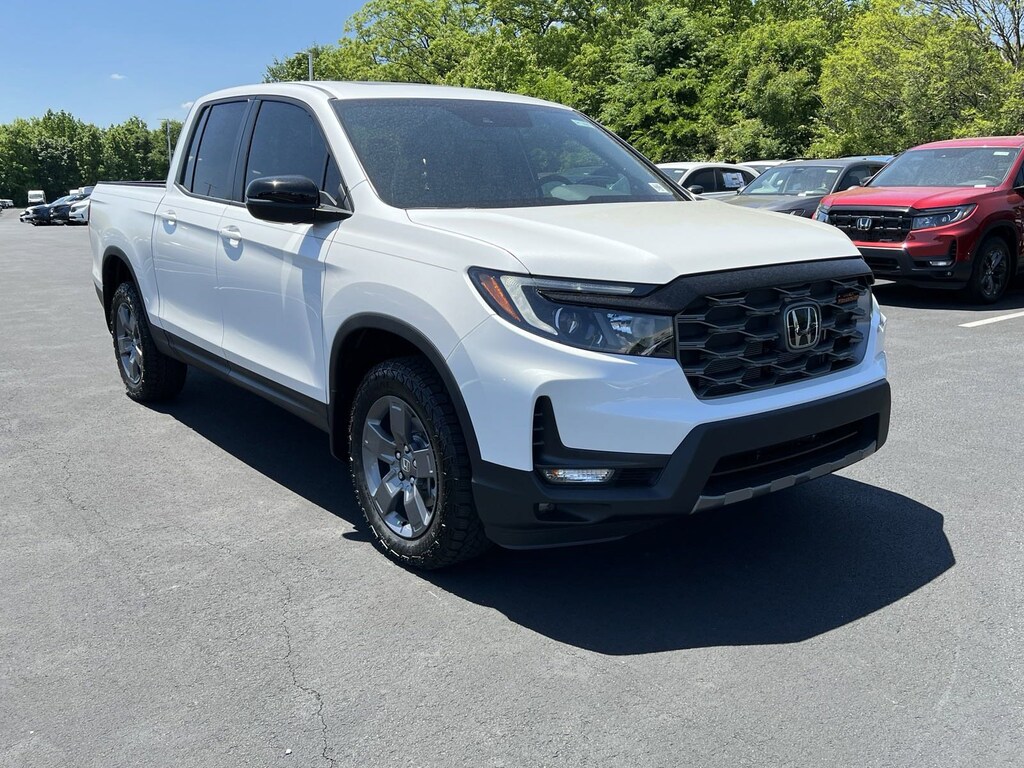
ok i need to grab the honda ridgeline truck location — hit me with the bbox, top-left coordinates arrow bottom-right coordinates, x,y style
90,83 -> 890,569
817,136 -> 1024,303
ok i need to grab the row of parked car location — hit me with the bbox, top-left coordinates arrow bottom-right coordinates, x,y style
659,137 -> 1023,303
656,156 -> 892,211
17,187 -> 92,225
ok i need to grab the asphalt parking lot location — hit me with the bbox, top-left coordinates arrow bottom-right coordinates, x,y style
0,211 -> 1021,767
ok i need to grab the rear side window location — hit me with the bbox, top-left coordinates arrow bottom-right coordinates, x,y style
179,109 -> 209,192
189,101 -> 248,200
686,168 -> 716,192
244,101 -> 332,194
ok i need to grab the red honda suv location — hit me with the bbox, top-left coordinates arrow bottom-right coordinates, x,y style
817,137 -> 1024,303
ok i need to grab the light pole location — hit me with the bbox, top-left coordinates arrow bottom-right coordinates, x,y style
296,50 -> 314,81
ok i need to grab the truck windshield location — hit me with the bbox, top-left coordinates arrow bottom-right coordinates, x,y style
333,98 -> 682,209
870,147 -> 1020,188
742,165 -> 842,196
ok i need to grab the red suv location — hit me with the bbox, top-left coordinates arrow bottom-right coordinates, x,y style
817,137 -> 1024,303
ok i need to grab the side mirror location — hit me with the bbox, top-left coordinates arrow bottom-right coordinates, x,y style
687,184 -> 705,195
245,175 -> 351,223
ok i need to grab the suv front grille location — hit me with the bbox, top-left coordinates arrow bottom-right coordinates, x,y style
676,276 -> 871,399
828,209 -> 912,243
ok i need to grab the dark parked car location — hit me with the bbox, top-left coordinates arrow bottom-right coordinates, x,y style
21,192 -> 88,225
724,156 -> 891,217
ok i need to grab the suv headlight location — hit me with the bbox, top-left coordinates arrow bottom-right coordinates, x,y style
469,269 -> 675,357
813,205 -> 829,222
911,205 -> 975,230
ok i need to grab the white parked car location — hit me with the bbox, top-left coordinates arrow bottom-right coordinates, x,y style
656,162 -> 759,198
744,159 -> 790,176
89,82 -> 890,569
68,198 -> 90,224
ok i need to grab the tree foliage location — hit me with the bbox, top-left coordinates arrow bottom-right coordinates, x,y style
263,0 -> 1024,162
6,0 -> 1020,206
0,112 -> 182,205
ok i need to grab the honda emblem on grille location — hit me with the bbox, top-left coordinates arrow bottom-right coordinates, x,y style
856,216 -> 873,231
784,303 -> 821,351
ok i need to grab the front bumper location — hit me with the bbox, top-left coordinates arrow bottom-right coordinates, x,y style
473,379 -> 891,548
852,222 -> 978,288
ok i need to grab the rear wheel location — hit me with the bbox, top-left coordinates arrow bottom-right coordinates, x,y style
109,281 -> 187,401
348,357 -> 490,569
967,237 -> 1011,304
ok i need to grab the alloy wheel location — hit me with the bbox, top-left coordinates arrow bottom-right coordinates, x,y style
361,395 -> 438,539
114,303 -> 143,385
980,245 -> 1009,300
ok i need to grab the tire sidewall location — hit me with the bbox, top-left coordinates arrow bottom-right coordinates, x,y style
110,282 -> 151,398
349,365 -> 455,563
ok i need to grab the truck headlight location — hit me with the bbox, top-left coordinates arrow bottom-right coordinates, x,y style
469,269 -> 675,357
911,205 -> 975,230
814,205 -> 829,222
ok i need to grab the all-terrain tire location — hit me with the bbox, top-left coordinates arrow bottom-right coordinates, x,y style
109,281 -> 187,402
348,357 -> 491,569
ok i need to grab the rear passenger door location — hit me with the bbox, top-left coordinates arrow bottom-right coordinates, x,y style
216,98 -> 345,402
153,99 -> 251,350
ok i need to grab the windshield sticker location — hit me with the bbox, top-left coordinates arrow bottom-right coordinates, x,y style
994,151 -> 1010,156
648,182 -> 671,194
826,169 -> 839,173
571,118 -> 594,128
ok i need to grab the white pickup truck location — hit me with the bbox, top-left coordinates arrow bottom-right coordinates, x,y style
90,82 -> 890,569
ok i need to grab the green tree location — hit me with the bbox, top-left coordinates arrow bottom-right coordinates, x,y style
102,117 -> 155,181
813,0 -> 1010,155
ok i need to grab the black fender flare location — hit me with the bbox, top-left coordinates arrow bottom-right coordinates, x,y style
101,247 -> 148,327
327,313 -> 482,467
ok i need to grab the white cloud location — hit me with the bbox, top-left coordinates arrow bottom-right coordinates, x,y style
110,73 -> 127,80
180,101 -> 194,110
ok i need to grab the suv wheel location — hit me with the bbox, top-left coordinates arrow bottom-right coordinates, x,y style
110,281 -> 187,401
967,237 -> 1011,304
349,357 -> 490,569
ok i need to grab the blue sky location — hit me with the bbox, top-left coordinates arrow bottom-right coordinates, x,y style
0,0 -> 364,127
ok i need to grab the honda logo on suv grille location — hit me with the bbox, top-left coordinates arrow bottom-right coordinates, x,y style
784,304 -> 821,351
856,216 -> 873,231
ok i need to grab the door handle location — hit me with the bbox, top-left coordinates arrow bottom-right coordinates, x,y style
219,225 -> 242,243
162,209 -> 177,225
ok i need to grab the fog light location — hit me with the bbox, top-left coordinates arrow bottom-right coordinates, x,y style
540,468 -> 616,484
927,259 -> 954,267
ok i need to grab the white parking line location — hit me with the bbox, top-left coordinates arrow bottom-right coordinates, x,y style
960,310 -> 1024,328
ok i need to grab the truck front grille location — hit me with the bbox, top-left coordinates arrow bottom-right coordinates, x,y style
828,209 -> 912,243
676,276 -> 871,399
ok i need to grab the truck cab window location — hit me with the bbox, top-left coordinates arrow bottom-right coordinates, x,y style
244,101 -> 333,196
191,101 -> 248,200
179,108 -> 209,192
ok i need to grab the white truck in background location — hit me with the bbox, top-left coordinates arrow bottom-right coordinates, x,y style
89,82 -> 891,569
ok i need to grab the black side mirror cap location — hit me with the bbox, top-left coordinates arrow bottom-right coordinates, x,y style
687,184 -> 705,195
245,175 -> 351,223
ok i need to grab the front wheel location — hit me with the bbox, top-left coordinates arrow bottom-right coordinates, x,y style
967,237 -> 1011,304
109,281 -> 187,401
348,357 -> 490,569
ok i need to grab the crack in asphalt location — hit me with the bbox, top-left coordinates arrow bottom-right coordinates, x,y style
178,525 -> 336,766
280,582 -> 336,768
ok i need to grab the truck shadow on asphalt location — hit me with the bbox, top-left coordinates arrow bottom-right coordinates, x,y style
158,371 -> 955,656
874,280 -> 1024,311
